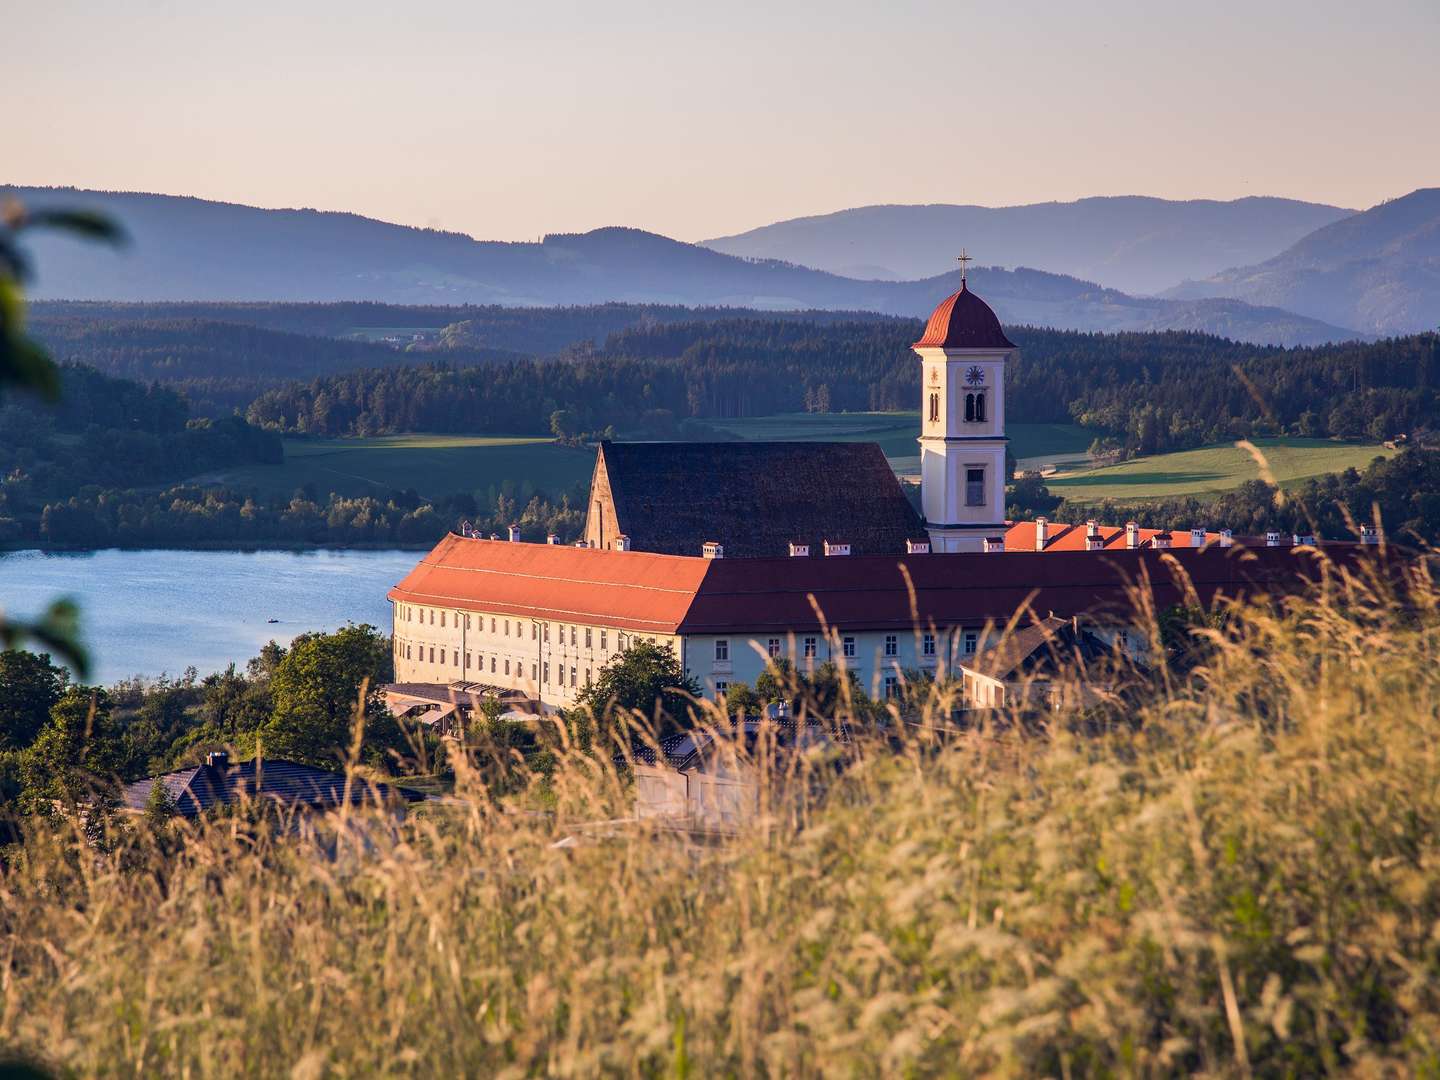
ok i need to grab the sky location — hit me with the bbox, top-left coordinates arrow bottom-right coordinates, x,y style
10,0 -> 1440,242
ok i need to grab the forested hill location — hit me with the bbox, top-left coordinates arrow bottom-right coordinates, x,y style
1165,188 -> 1440,336
703,196 -> 1352,293
244,321 -> 1440,457
11,188 -> 1360,345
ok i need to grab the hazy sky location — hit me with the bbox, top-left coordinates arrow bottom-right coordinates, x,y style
11,0 -> 1439,242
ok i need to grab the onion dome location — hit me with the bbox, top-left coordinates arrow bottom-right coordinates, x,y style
914,281 -> 1016,349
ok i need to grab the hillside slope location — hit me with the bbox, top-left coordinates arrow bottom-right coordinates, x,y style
1165,188 -> 1440,335
701,196 -> 1352,293
7,187 -> 1360,345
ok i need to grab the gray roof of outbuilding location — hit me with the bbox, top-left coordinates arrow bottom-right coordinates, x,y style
122,758 -> 426,819
597,440 -> 927,559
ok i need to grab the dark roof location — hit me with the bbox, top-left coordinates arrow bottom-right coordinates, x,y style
914,282 -> 1017,350
596,441 -> 927,558
675,544 -> 1355,634
122,758 -> 426,819
961,615 -> 1111,680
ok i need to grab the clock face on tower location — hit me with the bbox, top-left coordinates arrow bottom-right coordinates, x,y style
965,365 -> 985,386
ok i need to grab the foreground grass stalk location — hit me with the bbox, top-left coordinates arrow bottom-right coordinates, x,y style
2,551 -> 1440,1075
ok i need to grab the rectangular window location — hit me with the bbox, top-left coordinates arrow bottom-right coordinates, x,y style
505,620 -> 510,637
429,646 -> 435,663
963,630 -> 978,656
715,680 -> 729,697
405,644 -> 411,660
440,649 -> 446,665
884,634 -> 898,657
966,467 -> 986,507
600,629 -> 608,651
715,639 -> 729,661
803,636 -> 817,659
429,609 -> 434,625
884,673 -> 900,699
585,668 -> 592,685
923,633 -> 936,657
504,659 -> 510,676
767,637 -> 781,658
491,618 -> 496,634
490,656 -> 496,673
570,666 -> 577,687
465,652 -> 471,669
532,663 -> 538,680
585,627 -> 592,649
465,613 -> 470,629
570,627 -> 577,647
842,636 -> 856,658
544,624 -> 550,643
543,661 -> 550,684
532,623 -> 537,641
440,611 -> 446,628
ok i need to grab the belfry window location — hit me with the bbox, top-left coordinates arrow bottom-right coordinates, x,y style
964,393 -> 975,422
928,392 -> 940,423
974,392 -> 986,422
966,467 -> 986,507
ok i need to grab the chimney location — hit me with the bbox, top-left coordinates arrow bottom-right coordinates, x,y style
1084,520 -> 1104,551
546,533 -> 559,545
206,750 -> 229,769
788,541 -> 811,557
906,538 -> 930,555
615,534 -> 631,552
1190,527 -> 1207,548
1361,524 -> 1380,545
702,541 -> 723,559
1034,517 -> 1049,551
1219,528 -> 1234,548
1152,531 -> 1173,550
983,536 -> 1005,553
1266,530 -> 1282,547
1125,521 -> 1140,549
823,540 -> 851,556
507,524 -> 521,543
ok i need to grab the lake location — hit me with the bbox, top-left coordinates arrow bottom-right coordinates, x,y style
0,548 -> 421,685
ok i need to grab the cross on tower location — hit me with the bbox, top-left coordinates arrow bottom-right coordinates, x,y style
956,248 -> 973,284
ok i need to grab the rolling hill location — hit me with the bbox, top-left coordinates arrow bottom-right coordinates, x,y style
701,196 -> 1353,294
1165,188 -> 1440,336
7,186 -> 1361,345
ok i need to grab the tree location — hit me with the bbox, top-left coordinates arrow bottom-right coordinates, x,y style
19,687 -> 123,814
142,777 -> 177,827
574,640 -> 701,735
1006,472 -> 1062,521
0,650 -> 67,751
263,624 -> 396,766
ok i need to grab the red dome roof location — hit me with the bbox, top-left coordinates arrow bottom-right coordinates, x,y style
914,282 -> 1016,350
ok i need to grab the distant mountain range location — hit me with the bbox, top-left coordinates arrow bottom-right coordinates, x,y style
1164,188 -> 1440,336
702,196 -> 1353,294
6,186 -> 1362,346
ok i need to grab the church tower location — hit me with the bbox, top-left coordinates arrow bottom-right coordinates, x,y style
913,254 -> 1017,553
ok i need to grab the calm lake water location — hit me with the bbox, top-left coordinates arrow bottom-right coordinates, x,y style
0,549 -> 421,685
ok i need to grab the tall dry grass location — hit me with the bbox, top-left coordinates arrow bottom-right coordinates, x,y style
2,547 -> 1439,1077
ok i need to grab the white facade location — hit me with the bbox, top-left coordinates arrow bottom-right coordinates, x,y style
390,600 -> 679,711
915,343 -> 1015,552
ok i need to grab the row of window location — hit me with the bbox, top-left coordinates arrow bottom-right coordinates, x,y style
398,603 -> 627,653
396,637 -> 602,693
926,391 -> 988,424
714,630 -> 982,663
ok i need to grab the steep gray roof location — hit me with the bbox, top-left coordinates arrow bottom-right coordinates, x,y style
594,440 -> 926,558
122,758 -> 425,819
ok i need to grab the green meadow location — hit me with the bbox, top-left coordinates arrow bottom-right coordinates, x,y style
193,435 -> 595,502
1047,437 -> 1397,502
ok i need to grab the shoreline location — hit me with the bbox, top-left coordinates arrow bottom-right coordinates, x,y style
0,541 -> 436,555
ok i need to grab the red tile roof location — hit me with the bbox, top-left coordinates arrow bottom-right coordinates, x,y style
914,282 -> 1017,350
390,531 -> 1371,638
1003,520 -> 1220,552
388,533 -> 710,634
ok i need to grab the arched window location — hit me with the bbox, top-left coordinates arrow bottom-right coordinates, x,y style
964,393 -> 976,422
975,392 -> 986,423
928,392 -> 939,423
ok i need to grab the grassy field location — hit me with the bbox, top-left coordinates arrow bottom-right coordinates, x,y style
195,435 -> 595,501
192,417 -> 1094,500
1047,437 -> 1397,502
7,561 -> 1440,1074
708,412 -> 1093,470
